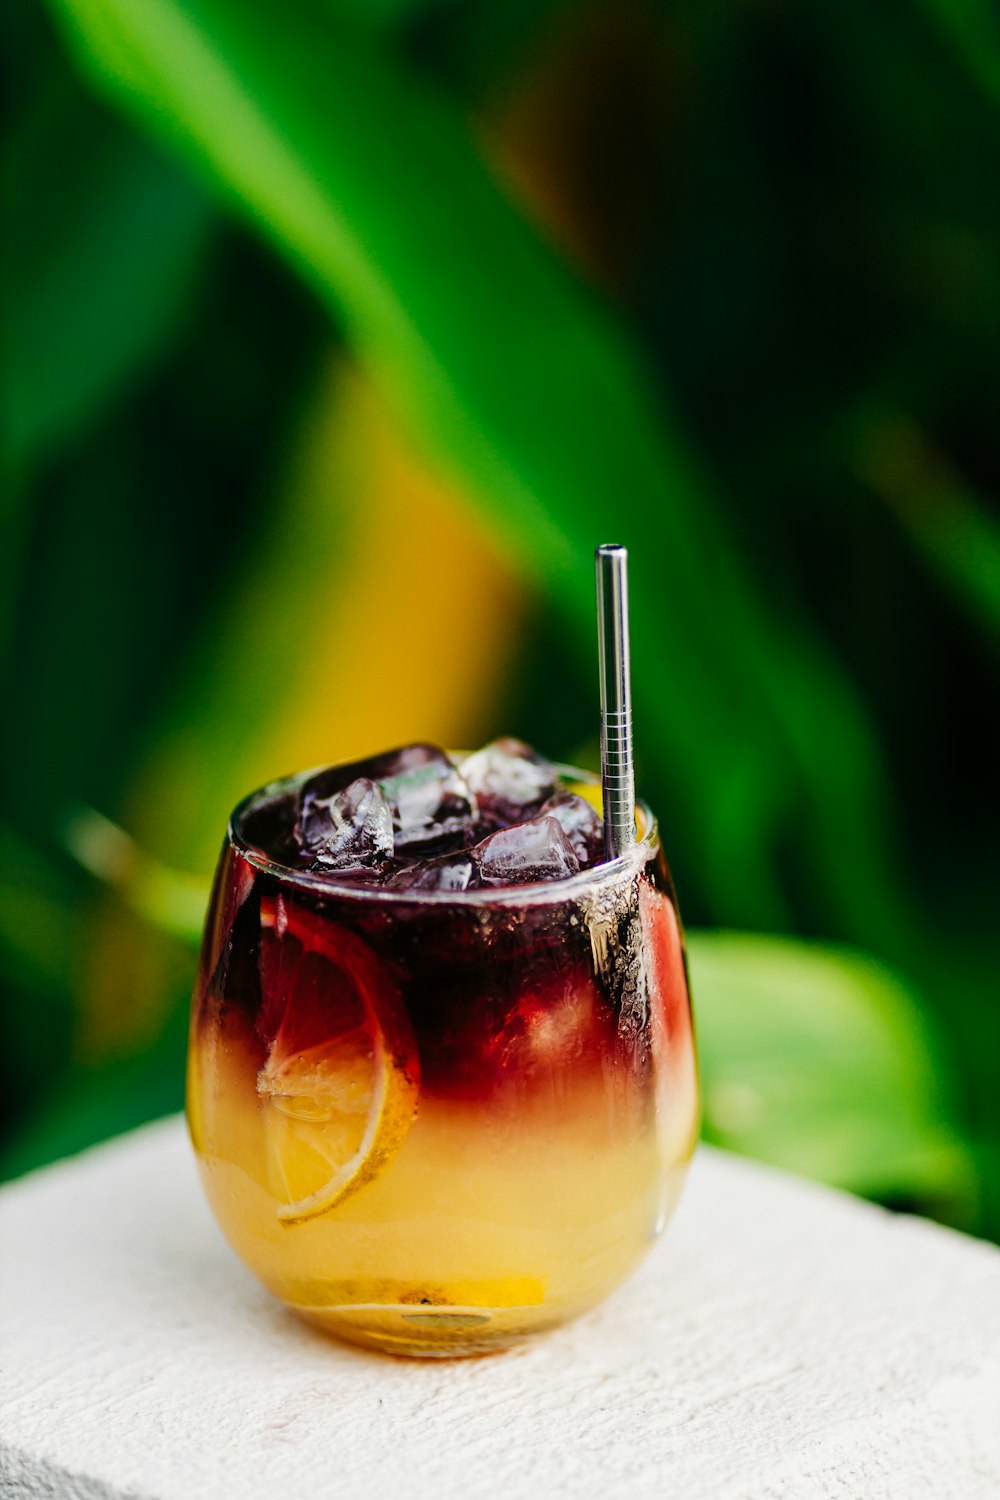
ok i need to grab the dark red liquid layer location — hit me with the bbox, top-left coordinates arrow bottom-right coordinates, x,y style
194,756 -> 691,1111
197,871 -> 689,1114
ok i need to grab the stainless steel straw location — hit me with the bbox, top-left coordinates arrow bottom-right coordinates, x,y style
596,544 -> 636,859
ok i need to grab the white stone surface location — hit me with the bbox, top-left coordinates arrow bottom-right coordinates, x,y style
1,1118 -> 998,1500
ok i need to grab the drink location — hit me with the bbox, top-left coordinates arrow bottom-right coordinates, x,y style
187,740 -> 697,1356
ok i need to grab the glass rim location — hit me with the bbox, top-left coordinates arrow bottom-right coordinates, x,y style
228,758 -> 659,908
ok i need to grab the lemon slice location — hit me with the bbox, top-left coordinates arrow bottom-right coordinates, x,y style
256,895 -> 419,1224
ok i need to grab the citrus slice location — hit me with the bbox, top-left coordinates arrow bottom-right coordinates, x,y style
256,894 -> 419,1224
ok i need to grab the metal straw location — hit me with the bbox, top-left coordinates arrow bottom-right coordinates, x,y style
596,544 -> 636,859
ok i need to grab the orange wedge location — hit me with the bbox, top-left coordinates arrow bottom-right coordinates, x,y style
256,895 -> 419,1224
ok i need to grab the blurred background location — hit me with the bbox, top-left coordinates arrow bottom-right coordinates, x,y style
2,0 -> 998,1238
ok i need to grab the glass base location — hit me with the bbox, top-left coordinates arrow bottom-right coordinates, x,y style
293,1300 -> 571,1358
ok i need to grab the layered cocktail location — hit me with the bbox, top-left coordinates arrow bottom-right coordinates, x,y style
187,739 -> 697,1356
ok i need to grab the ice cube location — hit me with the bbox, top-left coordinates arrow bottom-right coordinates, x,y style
295,776 -> 394,872
378,748 -> 477,854
460,737 -> 558,829
538,791 -> 604,866
475,815 -> 580,886
296,744 -> 477,856
388,852 -> 481,893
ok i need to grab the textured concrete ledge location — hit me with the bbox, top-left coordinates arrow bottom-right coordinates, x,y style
1,1117 -> 998,1499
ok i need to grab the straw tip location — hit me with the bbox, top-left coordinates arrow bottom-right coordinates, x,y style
595,542 -> 627,560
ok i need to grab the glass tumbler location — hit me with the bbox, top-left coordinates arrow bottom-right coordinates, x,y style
187,765 -> 698,1357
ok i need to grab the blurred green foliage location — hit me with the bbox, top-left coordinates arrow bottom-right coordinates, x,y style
1,0 -> 997,1236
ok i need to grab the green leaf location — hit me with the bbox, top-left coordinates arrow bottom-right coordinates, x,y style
0,821 -> 78,998
0,1016 -> 187,1183
845,405 -> 1000,653
689,929 -> 976,1220
0,56 -> 213,676
44,0 -> 915,958
917,0 -> 1000,107
0,66 -> 212,479
61,805 -> 208,941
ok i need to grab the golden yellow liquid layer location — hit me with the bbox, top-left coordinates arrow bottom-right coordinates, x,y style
189,1033 -> 696,1356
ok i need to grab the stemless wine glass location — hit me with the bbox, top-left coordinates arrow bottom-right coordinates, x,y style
187,762 -> 698,1357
